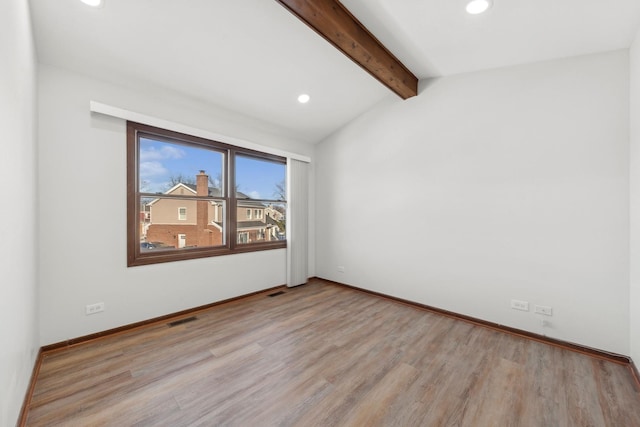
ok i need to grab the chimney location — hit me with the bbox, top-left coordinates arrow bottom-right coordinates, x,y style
196,170 -> 209,197
196,171 -> 211,246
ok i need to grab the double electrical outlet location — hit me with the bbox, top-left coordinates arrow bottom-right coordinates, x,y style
511,299 -> 552,317
86,302 -> 105,315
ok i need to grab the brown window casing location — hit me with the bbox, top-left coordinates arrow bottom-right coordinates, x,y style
127,122 -> 286,267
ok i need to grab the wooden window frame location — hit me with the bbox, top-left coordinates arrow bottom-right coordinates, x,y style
127,122 -> 286,267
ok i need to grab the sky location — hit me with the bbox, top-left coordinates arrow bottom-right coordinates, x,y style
139,137 -> 285,200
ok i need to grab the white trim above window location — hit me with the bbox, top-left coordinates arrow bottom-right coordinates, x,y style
90,101 -> 311,163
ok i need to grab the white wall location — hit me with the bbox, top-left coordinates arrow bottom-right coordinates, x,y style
38,64 -> 314,345
631,29 -> 640,365
316,51 -> 630,354
0,0 -> 38,424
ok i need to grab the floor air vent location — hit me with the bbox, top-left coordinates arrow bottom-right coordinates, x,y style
168,316 -> 198,327
268,291 -> 286,297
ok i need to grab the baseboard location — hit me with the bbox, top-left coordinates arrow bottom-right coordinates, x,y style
42,284 -> 286,353
315,277 -> 632,366
20,278 -> 640,424
631,359 -> 640,391
20,284 -> 287,425
17,348 -> 44,427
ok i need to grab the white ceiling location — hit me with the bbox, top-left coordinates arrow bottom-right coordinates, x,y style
29,0 -> 640,144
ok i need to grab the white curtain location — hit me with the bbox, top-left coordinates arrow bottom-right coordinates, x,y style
286,159 -> 309,287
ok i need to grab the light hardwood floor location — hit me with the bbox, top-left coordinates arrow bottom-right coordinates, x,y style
25,279 -> 640,426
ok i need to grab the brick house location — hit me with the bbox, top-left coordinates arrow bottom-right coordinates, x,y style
144,171 -> 283,248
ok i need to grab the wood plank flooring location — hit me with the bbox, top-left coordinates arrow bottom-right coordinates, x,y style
24,279 -> 640,426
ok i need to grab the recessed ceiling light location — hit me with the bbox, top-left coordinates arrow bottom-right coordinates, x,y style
466,0 -> 491,15
297,94 -> 310,104
81,0 -> 103,7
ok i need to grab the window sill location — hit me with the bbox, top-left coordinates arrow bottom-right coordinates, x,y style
128,241 -> 287,267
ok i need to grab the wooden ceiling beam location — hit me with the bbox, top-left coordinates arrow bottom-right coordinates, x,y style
276,0 -> 418,99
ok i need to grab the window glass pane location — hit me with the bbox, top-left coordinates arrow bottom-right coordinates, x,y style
235,155 -> 286,201
267,203 -> 287,241
139,137 -> 224,196
236,201 -> 286,244
141,196 -> 225,249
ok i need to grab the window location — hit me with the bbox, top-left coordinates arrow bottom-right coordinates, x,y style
127,122 -> 286,266
235,154 -> 286,245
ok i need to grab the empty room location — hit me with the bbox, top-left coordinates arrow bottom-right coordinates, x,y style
3,0 -> 640,425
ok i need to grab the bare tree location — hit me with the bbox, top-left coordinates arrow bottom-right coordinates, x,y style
167,173 -> 195,188
274,179 -> 286,201
166,172 -> 219,190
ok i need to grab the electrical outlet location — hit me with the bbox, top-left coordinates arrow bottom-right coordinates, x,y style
86,302 -> 105,315
337,266 -> 345,273
510,299 -> 529,311
534,305 -> 552,316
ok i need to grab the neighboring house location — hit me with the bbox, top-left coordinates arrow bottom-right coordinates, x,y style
144,171 -> 283,248
265,204 -> 285,221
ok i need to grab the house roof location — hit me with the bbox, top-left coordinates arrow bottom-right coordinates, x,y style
183,184 -> 222,197
147,183 -> 270,208
266,216 -> 281,227
237,221 -> 271,230
237,198 -> 267,208
146,183 -> 196,206
183,184 -> 267,207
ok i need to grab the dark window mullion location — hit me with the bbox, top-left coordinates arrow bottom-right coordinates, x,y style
228,148 -> 237,250
127,125 -> 140,266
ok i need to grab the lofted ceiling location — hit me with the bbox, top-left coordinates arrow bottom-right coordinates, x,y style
29,0 -> 640,144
